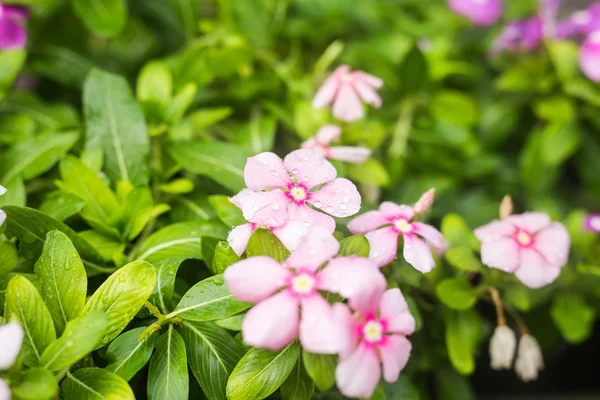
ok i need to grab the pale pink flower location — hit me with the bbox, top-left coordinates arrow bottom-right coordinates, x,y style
224,229 -> 386,352
236,149 -> 361,232
333,288 -> 415,398
413,188 -> 435,215
348,198 -> 448,271
448,0 -> 503,26
0,321 -> 24,397
584,214 -> 600,233
475,212 -> 570,288
580,31 -> 600,82
312,66 -> 383,122
301,125 -> 371,164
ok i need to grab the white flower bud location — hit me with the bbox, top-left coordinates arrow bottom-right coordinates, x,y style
489,325 -> 517,370
515,334 -> 544,382
0,185 -> 6,196
499,195 -> 513,220
414,188 -> 435,215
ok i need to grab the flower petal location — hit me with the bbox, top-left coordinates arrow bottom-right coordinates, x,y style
285,227 -> 339,272
505,212 -> 551,234
328,146 -> 372,164
353,71 -> 383,88
318,256 -> 387,316
309,178 -> 361,218
348,211 -> 391,234
0,18 -> 26,49
242,291 -> 299,350
474,220 -> 515,241
514,248 -> 561,288
403,233 -> 436,273
336,344 -> 381,399
0,210 -> 5,228
379,288 -> 415,335
379,202 -> 414,220
224,256 -> 289,303
0,185 -> 6,196
229,189 -> 253,209
244,152 -> 291,191
332,303 -> 359,359
533,223 -> 570,268
412,222 -> 448,254
299,294 -> 340,354
365,226 -> 400,267
3,5 -> 29,20
271,221 -> 309,252
227,223 -> 256,256
312,66 -> 348,109
315,125 -> 342,144
353,80 -> 382,107
240,190 -> 290,227
283,149 -> 337,189
379,334 -> 412,383
0,322 -> 23,370
290,202 -> 336,232
480,237 -> 520,272
332,84 -> 364,122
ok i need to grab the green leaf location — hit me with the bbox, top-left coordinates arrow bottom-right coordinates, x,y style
78,230 -> 125,262
159,178 -> 195,194
503,285 -> 552,312
436,279 -> 477,310
339,235 -> 370,257
148,326 -> 189,400
540,122 -> 581,166
214,313 -> 244,331
181,321 -> 245,400
83,68 -> 150,185
120,186 -> 165,240
445,310 -> 481,375
137,60 -> 173,117
82,260 -> 156,346
550,293 -> 595,344
208,195 -> 246,227
211,242 -> 241,275
246,229 -> 290,262
227,342 -> 300,400
134,221 -> 227,262
70,0 -> 127,37
10,367 -> 58,400
106,327 -> 159,381
364,382 -> 385,400
383,376 -> 421,400
0,241 -> 19,276
147,258 -> 184,314
444,247 -> 482,272
0,50 -> 26,99
280,357 -> 314,400
168,141 -> 249,193
236,114 -> 276,154
62,368 -> 135,400
165,83 -> 197,123
441,214 -> 479,250
547,40 -> 580,84
167,274 -> 250,321
301,351 -> 336,391
40,311 -> 108,371
34,231 -> 87,334
430,90 -> 479,128
0,130 -> 79,185
189,107 -> 233,129
346,159 -> 389,187
434,367 -> 475,400
4,275 -> 56,367
39,192 -> 86,222
398,45 -> 429,95
0,175 -> 26,207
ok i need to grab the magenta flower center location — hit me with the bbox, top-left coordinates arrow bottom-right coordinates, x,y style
515,230 -> 533,247
394,218 -> 413,233
362,320 -> 384,343
291,273 -> 316,295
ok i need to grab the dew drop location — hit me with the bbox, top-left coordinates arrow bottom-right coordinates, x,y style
313,201 -> 322,208
343,196 -> 351,203
339,203 -> 347,211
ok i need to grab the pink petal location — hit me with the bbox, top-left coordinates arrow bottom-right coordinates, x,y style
315,125 -> 342,144
403,233 -> 436,273
365,226 -> 400,267
580,32 -> 600,82
312,66 -> 348,109
474,220 -> 515,241
240,190 -> 291,227
227,223 -> 256,256
379,334 -> 412,383
514,248 -> 561,289
318,256 -> 387,316
271,221 -> 309,252
0,322 -> 23,369
309,178 -> 361,218
242,291 -> 299,350
336,344 -> 381,399
412,222 -> 449,254
332,303 -> 359,359
0,378 -> 9,400
379,288 -> 415,335
480,237 -> 520,272
333,84 -> 365,122
244,152 -> 292,191
505,212 -> 551,234
299,294 -> 340,354
379,202 -> 414,220
353,80 -> 382,107
347,211 -> 391,234
285,227 -> 339,273
328,146 -> 372,164
3,5 -> 29,20
533,223 -> 570,268
229,189 -> 253,209
289,202 -> 336,232
224,256 -> 289,303
283,149 -> 337,190
353,71 -> 383,88
0,18 -> 26,49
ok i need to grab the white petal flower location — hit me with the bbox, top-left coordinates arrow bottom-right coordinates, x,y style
515,333 -> 544,382
0,322 -> 24,370
0,378 -> 10,400
489,325 -> 517,370
0,185 -> 6,196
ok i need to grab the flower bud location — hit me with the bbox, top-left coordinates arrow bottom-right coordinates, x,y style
515,334 -> 544,382
489,325 -> 517,370
499,195 -> 513,220
414,188 -> 435,215
584,214 -> 600,233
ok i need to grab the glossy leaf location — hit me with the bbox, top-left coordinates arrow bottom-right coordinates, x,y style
39,192 -> 86,222
70,0 -> 127,37
0,241 -> 19,276
211,242 -> 241,275
550,293 -> 595,344
435,278 -> 477,310
301,351 -> 337,391
280,356 -> 314,400
106,327 -> 159,381
445,310 -> 481,375
208,195 -> 246,227
148,326 -> 189,400
147,258 -> 184,314
339,235 -> 370,257
62,368 -> 135,400
246,229 -> 290,262
10,367 -> 58,400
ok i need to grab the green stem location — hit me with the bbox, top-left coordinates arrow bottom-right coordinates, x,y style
144,301 -> 166,322
388,97 -> 417,158
55,368 -> 69,381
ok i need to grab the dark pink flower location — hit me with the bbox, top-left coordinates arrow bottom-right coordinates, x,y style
448,0 -> 503,26
0,3 -> 28,50
584,214 -> 600,233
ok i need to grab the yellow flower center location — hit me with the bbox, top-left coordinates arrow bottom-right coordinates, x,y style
363,321 -> 383,343
290,187 -> 307,201
292,274 -> 315,295
394,218 -> 413,233
516,231 -> 532,246
341,73 -> 353,83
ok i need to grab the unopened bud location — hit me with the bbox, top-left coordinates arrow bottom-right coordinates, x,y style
489,325 -> 517,370
414,188 -> 435,215
515,334 -> 544,382
499,195 -> 513,220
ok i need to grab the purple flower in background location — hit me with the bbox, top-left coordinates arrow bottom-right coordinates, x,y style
584,214 -> 600,232
492,18 -> 544,54
556,2 -> 600,39
0,2 -> 28,50
539,0 -> 562,37
448,0 -> 503,26
580,31 -> 600,82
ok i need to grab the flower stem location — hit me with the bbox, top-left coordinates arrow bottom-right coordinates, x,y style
144,301 -> 166,322
389,97 -> 417,158
505,304 -> 529,335
488,287 -> 506,326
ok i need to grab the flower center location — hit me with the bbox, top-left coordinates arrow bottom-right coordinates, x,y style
290,186 -> 307,201
341,73 -> 353,83
515,231 -> 533,246
363,321 -> 384,343
394,218 -> 413,233
291,274 -> 315,295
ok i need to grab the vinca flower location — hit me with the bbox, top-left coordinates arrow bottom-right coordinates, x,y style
555,3 -> 600,39
515,334 -> 544,382
0,2 -> 28,50
332,288 -> 415,398
312,66 -> 383,122
301,125 -> 371,164
489,325 -> 517,370
475,212 -> 570,288
579,31 -> 600,82
448,0 -> 503,26
584,213 -> 600,233
0,322 -> 24,399
491,18 -> 544,54
224,229 -> 386,352
348,193 -> 448,271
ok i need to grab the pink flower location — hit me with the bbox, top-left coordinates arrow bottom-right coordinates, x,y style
448,0 -> 503,26
475,212 -> 570,288
0,321 -> 24,398
236,149 -> 361,232
333,288 -> 415,398
0,184 -> 6,227
301,125 -> 371,164
0,3 -> 28,50
224,229 -> 386,352
312,66 -> 383,122
584,214 -> 600,233
580,31 -> 600,82
348,198 -> 448,271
